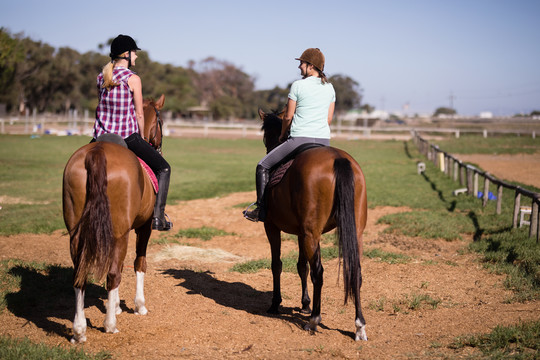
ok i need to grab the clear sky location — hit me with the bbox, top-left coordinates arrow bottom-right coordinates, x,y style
2,0 -> 539,116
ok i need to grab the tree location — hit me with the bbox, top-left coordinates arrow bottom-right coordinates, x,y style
360,103 -> 375,113
189,57 -> 255,119
433,107 -> 457,117
0,29 -> 25,111
328,74 -> 363,113
16,36 -> 56,113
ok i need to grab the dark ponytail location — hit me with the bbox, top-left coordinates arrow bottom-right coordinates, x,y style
318,69 -> 328,84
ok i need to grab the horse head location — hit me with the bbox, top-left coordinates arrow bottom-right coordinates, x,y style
258,106 -> 286,154
143,94 -> 165,153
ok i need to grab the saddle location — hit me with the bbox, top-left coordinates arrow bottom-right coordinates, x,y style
96,134 -> 158,193
268,143 -> 325,188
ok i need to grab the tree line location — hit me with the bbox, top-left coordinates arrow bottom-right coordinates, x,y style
0,29 -> 364,121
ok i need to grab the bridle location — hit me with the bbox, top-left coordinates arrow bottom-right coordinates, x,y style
144,104 -> 164,154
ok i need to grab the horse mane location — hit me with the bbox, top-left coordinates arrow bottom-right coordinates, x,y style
260,110 -> 283,152
260,110 -> 282,132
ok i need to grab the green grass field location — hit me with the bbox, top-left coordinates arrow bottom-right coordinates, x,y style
0,133 -> 539,356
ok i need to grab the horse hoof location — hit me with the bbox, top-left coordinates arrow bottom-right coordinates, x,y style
355,320 -> 368,341
300,306 -> 311,314
70,335 -> 86,344
266,305 -> 280,314
135,306 -> 148,315
355,333 -> 368,341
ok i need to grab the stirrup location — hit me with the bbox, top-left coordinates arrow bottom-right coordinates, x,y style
243,202 -> 260,222
152,213 -> 173,231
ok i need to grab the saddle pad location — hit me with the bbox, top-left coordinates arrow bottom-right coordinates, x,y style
268,159 -> 293,188
267,143 -> 325,189
138,158 -> 159,193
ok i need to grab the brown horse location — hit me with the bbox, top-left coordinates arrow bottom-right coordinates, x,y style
62,94 -> 165,343
258,109 -> 368,341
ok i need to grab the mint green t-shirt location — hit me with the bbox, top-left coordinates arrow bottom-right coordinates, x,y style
288,76 -> 336,139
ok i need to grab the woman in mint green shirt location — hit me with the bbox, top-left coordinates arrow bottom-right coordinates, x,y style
244,48 -> 336,222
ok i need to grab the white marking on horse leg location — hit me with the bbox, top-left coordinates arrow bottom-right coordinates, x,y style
71,287 -> 87,344
355,318 -> 368,341
104,287 -> 119,334
134,271 -> 148,315
114,287 -> 122,315
303,314 -> 322,332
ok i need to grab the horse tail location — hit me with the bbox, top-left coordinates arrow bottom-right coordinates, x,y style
333,157 -> 361,305
72,143 -> 114,288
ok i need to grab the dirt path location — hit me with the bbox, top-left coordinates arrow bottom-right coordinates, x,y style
1,186 -> 538,359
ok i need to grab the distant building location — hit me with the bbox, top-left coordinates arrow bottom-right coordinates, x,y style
479,111 -> 493,119
341,109 -> 389,127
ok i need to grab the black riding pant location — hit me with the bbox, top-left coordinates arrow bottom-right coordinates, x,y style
124,133 -> 170,177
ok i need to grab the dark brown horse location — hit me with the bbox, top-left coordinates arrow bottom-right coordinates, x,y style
62,94 -> 165,343
258,108 -> 368,341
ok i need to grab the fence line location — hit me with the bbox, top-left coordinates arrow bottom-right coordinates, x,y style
412,130 -> 539,243
1,115 -> 539,140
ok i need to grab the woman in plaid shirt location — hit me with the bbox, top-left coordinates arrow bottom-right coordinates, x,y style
93,34 -> 172,231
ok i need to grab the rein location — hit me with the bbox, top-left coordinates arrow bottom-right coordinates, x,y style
144,104 -> 163,154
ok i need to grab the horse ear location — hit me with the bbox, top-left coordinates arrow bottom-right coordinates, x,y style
155,94 -> 165,110
258,108 -> 265,120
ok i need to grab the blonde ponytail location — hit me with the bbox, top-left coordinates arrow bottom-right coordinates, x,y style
101,51 -> 129,90
101,62 -> 116,90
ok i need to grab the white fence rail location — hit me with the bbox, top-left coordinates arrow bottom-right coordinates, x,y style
1,115 -> 539,140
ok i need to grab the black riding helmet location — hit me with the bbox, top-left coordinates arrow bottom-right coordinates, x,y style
110,34 -> 141,68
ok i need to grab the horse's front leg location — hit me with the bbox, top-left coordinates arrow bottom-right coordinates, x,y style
71,287 -> 87,343
133,220 -> 152,315
264,221 -> 282,313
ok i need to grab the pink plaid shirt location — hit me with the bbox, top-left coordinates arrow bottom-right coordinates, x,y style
93,67 -> 139,139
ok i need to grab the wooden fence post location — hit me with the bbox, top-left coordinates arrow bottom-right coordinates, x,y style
513,190 -> 521,228
496,184 -> 503,215
530,198 -> 539,240
473,172 -> 479,198
482,175 -> 490,207
467,167 -> 474,195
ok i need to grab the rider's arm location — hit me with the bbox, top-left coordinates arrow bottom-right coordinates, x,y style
327,101 -> 335,125
280,98 -> 296,142
129,74 -> 145,134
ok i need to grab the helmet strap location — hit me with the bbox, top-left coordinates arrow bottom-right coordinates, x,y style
112,51 -> 132,68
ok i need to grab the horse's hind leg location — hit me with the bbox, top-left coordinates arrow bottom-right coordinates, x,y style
354,266 -> 367,341
104,234 -> 129,334
297,250 -> 311,313
355,235 -> 367,341
305,247 -> 323,331
133,220 -> 152,315
71,286 -> 87,343
299,232 -> 323,332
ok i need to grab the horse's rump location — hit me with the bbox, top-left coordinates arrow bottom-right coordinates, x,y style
64,142 -> 155,276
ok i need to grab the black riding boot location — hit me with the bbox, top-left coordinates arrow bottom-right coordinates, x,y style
152,168 -> 173,231
243,165 -> 269,222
